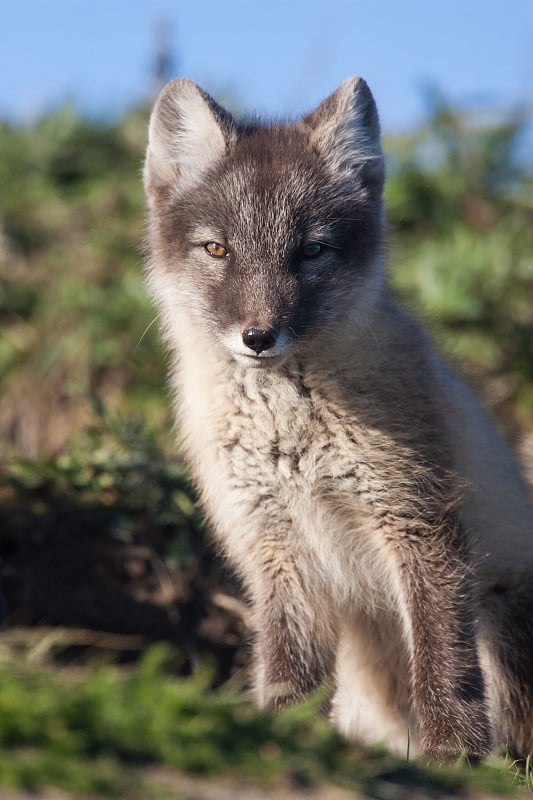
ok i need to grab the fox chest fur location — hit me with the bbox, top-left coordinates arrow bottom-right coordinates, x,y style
144,75 -> 533,760
181,354 -> 404,611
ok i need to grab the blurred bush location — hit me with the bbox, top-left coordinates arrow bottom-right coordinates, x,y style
0,104 -> 164,458
385,89 -> 533,428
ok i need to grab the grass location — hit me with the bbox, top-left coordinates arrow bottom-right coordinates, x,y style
0,643 -> 528,799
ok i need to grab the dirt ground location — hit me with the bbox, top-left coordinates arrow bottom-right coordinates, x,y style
0,486 -> 248,680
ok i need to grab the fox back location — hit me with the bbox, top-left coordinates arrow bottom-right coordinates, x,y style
144,77 -> 533,760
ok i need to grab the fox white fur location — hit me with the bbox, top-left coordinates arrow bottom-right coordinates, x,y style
143,76 -> 533,759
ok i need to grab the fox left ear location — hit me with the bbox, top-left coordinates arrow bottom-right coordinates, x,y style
144,78 -> 237,201
302,77 -> 384,188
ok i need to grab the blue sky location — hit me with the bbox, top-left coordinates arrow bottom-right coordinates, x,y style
2,0 -> 532,136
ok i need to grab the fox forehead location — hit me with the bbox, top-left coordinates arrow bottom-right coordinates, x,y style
184,127 -> 349,247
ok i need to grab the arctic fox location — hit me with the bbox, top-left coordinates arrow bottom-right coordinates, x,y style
143,76 -> 533,759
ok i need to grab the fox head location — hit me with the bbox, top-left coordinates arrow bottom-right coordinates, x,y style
144,77 -> 385,368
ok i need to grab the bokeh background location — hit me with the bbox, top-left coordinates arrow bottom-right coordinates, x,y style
1,2 -> 533,797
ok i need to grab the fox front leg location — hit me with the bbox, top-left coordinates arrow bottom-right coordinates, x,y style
397,536 -> 492,759
251,546 -> 335,710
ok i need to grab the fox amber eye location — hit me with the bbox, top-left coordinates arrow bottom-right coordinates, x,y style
302,242 -> 322,258
205,242 -> 228,258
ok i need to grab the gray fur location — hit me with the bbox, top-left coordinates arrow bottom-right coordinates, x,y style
143,77 -> 533,759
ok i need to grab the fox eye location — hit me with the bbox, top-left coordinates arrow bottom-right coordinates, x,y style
302,242 -> 323,258
205,242 -> 228,258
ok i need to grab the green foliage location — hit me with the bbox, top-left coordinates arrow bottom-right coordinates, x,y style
393,221 -> 533,415
385,88 -> 531,232
0,647 -> 523,798
384,93 -> 533,426
1,401 -> 201,566
0,104 -> 164,457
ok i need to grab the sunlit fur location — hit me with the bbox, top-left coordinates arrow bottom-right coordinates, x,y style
144,77 -> 533,759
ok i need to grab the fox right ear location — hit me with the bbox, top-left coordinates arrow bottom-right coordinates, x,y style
144,78 -> 236,200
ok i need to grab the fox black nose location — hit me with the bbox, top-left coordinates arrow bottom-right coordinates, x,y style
242,327 -> 277,355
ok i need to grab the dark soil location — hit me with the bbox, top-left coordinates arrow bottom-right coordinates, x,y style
0,485 -> 249,679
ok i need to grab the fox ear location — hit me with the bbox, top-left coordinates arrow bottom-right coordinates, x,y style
302,77 -> 384,187
144,78 -> 236,199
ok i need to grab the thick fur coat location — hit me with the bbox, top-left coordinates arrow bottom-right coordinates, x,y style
143,76 -> 533,759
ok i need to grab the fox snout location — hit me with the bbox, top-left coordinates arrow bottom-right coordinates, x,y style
241,326 -> 278,355
221,322 -> 295,367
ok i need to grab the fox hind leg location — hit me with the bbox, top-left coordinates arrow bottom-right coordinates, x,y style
330,613 -> 415,756
481,579 -> 533,758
